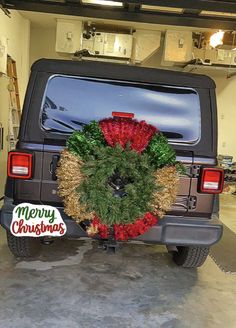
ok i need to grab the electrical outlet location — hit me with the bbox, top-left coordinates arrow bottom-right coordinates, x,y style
222,142 -> 226,148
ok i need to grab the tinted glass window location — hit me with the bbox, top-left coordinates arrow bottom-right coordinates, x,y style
41,75 -> 201,143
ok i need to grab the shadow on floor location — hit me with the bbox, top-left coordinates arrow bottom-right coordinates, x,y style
210,224 -> 236,273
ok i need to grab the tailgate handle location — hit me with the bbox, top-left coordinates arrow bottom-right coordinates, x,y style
50,155 -> 60,181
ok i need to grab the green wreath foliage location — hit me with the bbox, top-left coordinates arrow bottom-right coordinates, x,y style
67,122 -> 185,174
144,133 -> 176,168
67,121 -> 106,160
78,144 -> 160,225
144,133 -> 185,174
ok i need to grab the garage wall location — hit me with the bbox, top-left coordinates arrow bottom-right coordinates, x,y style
0,10 -> 30,198
213,75 -> 236,160
189,68 -> 236,161
29,25 -> 161,68
30,27 -> 67,67
0,11 -> 30,101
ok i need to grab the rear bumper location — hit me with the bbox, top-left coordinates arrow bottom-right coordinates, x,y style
0,197 -> 223,247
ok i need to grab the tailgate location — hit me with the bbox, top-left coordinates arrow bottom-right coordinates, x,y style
40,148 -> 194,215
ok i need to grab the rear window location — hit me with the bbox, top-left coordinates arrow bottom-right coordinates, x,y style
41,75 -> 201,144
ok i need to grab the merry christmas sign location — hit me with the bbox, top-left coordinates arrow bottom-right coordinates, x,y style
10,203 -> 67,237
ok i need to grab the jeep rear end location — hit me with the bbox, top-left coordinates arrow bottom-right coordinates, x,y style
0,59 -> 223,267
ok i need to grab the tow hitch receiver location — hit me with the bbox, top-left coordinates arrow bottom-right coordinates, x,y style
100,239 -> 119,253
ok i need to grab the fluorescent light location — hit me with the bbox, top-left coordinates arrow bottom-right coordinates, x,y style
201,11 -> 236,18
210,30 -> 225,48
141,5 -> 183,14
81,0 -> 123,7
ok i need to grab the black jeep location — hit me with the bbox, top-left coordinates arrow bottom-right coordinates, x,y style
0,59 -> 224,267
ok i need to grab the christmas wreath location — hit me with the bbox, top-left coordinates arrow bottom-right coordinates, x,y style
56,116 -> 183,241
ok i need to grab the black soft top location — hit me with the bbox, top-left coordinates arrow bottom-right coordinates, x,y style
32,59 -> 215,89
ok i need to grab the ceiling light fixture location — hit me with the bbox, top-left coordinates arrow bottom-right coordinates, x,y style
200,11 -> 236,18
81,0 -> 123,7
209,30 -> 225,48
141,5 -> 183,14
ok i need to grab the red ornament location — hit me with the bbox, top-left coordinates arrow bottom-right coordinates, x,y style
99,118 -> 157,153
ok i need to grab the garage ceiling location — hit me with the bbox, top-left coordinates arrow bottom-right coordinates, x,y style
1,0 -> 236,29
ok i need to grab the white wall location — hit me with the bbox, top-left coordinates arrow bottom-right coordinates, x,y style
186,68 -> 236,161
0,10 -> 30,197
213,75 -> 236,160
0,11 -> 30,102
30,26 -> 68,67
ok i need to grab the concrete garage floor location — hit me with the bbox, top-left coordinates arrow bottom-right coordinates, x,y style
0,196 -> 236,328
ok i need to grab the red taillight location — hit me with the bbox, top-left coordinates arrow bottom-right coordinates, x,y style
8,152 -> 33,179
112,112 -> 134,119
199,168 -> 224,194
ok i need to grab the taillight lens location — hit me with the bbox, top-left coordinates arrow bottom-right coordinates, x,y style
199,168 -> 224,194
8,152 -> 33,179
